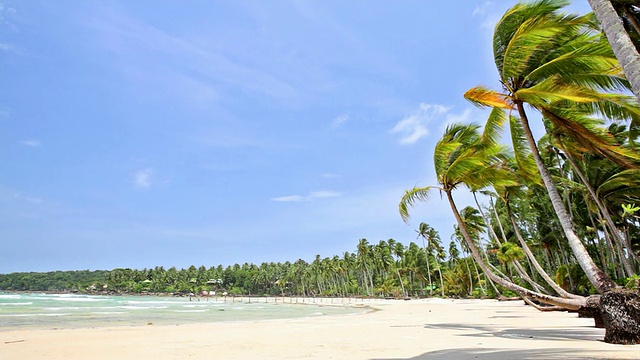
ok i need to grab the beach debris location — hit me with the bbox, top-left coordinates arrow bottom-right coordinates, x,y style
5,340 -> 25,344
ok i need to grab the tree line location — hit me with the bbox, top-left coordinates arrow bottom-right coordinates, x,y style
0,235 -> 498,298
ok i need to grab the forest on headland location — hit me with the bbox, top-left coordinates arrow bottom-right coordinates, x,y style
2,0 -> 640,344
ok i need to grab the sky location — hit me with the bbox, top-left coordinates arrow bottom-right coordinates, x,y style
0,1 -> 593,273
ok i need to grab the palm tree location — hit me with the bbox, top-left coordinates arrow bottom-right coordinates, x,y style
400,121 -> 590,310
416,222 -> 435,296
463,0 -> 640,293
588,0 -> 640,102
356,239 -> 374,296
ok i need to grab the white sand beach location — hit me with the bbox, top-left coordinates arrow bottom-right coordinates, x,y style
1,298 -> 638,360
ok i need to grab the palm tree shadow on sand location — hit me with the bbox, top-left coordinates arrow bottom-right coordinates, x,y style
373,347 -> 633,360
421,322 -> 604,341
373,322 -> 638,360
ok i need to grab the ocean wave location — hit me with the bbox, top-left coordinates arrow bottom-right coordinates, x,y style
173,309 -> 207,313
91,311 -> 125,315
118,305 -> 168,310
0,313 -> 71,317
124,300 -> 177,305
0,294 -> 22,299
0,302 -> 33,306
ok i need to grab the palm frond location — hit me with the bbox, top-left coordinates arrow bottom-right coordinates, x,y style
509,114 -> 541,185
502,14 -> 574,80
515,77 -> 600,104
399,186 -> 433,224
543,108 -> 640,168
464,87 -> 513,109
596,169 -> 640,204
481,107 -> 508,146
494,0 -> 571,76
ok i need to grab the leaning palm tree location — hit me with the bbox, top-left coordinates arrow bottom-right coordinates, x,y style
588,0 -> 640,103
459,0 -> 640,344
463,0 -> 640,294
399,122 -> 583,306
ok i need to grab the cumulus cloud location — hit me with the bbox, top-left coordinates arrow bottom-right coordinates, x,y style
21,139 -> 41,147
390,103 -> 449,145
271,190 -> 342,202
133,168 -> 153,189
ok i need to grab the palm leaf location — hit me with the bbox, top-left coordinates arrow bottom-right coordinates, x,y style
515,77 -> 600,104
542,108 -> 640,168
596,169 -> 640,203
493,0 -> 570,76
464,87 -> 513,109
481,107 -> 508,146
509,114 -> 541,185
399,186 -> 433,224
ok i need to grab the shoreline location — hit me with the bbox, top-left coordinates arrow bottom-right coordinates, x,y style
1,298 -> 638,360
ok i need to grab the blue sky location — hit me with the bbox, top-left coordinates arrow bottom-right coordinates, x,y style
0,1 -> 592,273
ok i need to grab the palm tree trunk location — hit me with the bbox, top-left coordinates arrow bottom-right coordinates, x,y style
474,193 -> 545,293
506,201 -> 580,299
462,252 -> 474,296
423,244 -> 433,296
517,102 -> 617,293
563,150 -> 638,273
445,189 -> 586,309
489,197 -> 509,244
396,268 -> 406,298
588,0 -> 640,103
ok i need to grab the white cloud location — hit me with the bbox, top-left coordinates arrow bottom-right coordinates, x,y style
472,1 -> 501,30
271,190 -> 342,202
472,1 -> 492,17
443,108 -> 473,129
321,173 -> 341,179
89,8 -> 298,103
390,103 -> 449,145
133,168 -> 153,189
272,195 -> 304,202
21,139 -> 41,147
331,114 -> 348,129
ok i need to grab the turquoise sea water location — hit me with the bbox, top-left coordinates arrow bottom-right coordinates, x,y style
0,293 -> 362,330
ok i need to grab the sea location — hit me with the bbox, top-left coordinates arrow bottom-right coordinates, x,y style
0,293 -> 365,330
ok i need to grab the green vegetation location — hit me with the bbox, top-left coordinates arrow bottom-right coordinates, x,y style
0,236 -> 494,298
401,0 -> 640,344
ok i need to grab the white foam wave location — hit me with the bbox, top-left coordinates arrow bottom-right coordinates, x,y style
91,311 -> 125,315
0,313 -> 71,317
0,294 -> 22,299
0,302 -> 33,306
